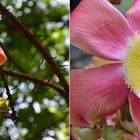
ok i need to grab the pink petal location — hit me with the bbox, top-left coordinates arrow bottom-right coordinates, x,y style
71,0 -> 132,61
106,113 -> 117,126
71,127 -> 77,140
126,0 -> 140,32
70,64 -> 129,127
0,48 -> 7,66
129,92 -> 140,132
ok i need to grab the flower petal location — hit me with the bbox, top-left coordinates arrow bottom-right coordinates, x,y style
71,0 -> 132,61
70,64 -> 129,127
106,113 -> 117,126
93,57 -> 121,67
129,92 -> 140,132
0,48 -> 7,66
71,126 -> 77,140
71,126 -> 101,140
126,0 -> 140,32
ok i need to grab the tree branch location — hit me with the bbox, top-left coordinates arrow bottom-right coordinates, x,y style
2,69 -> 68,102
0,4 -> 69,94
0,67 -> 18,123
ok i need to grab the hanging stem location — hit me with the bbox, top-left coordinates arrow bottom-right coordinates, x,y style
0,67 -> 18,123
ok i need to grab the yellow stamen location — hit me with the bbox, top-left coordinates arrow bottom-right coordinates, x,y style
123,33 -> 140,97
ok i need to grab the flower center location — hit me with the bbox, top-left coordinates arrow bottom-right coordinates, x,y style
123,33 -> 140,98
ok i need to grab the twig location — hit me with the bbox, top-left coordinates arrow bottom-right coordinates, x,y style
0,4 -> 69,94
0,43 -> 68,101
0,67 -> 18,123
2,69 -> 69,102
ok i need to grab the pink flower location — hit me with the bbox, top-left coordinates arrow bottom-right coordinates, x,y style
0,47 -> 7,66
70,0 -> 140,133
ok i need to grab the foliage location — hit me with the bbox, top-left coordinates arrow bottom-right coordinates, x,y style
0,0 -> 69,140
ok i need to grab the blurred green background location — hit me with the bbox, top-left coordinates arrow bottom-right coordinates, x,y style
0,0 -> 69,140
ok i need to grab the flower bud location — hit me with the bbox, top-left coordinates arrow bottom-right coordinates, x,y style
0,98 -> 9,119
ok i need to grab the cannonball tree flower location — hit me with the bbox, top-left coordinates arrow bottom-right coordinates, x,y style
0,47 -> 7,66
70,0 -> 140,134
